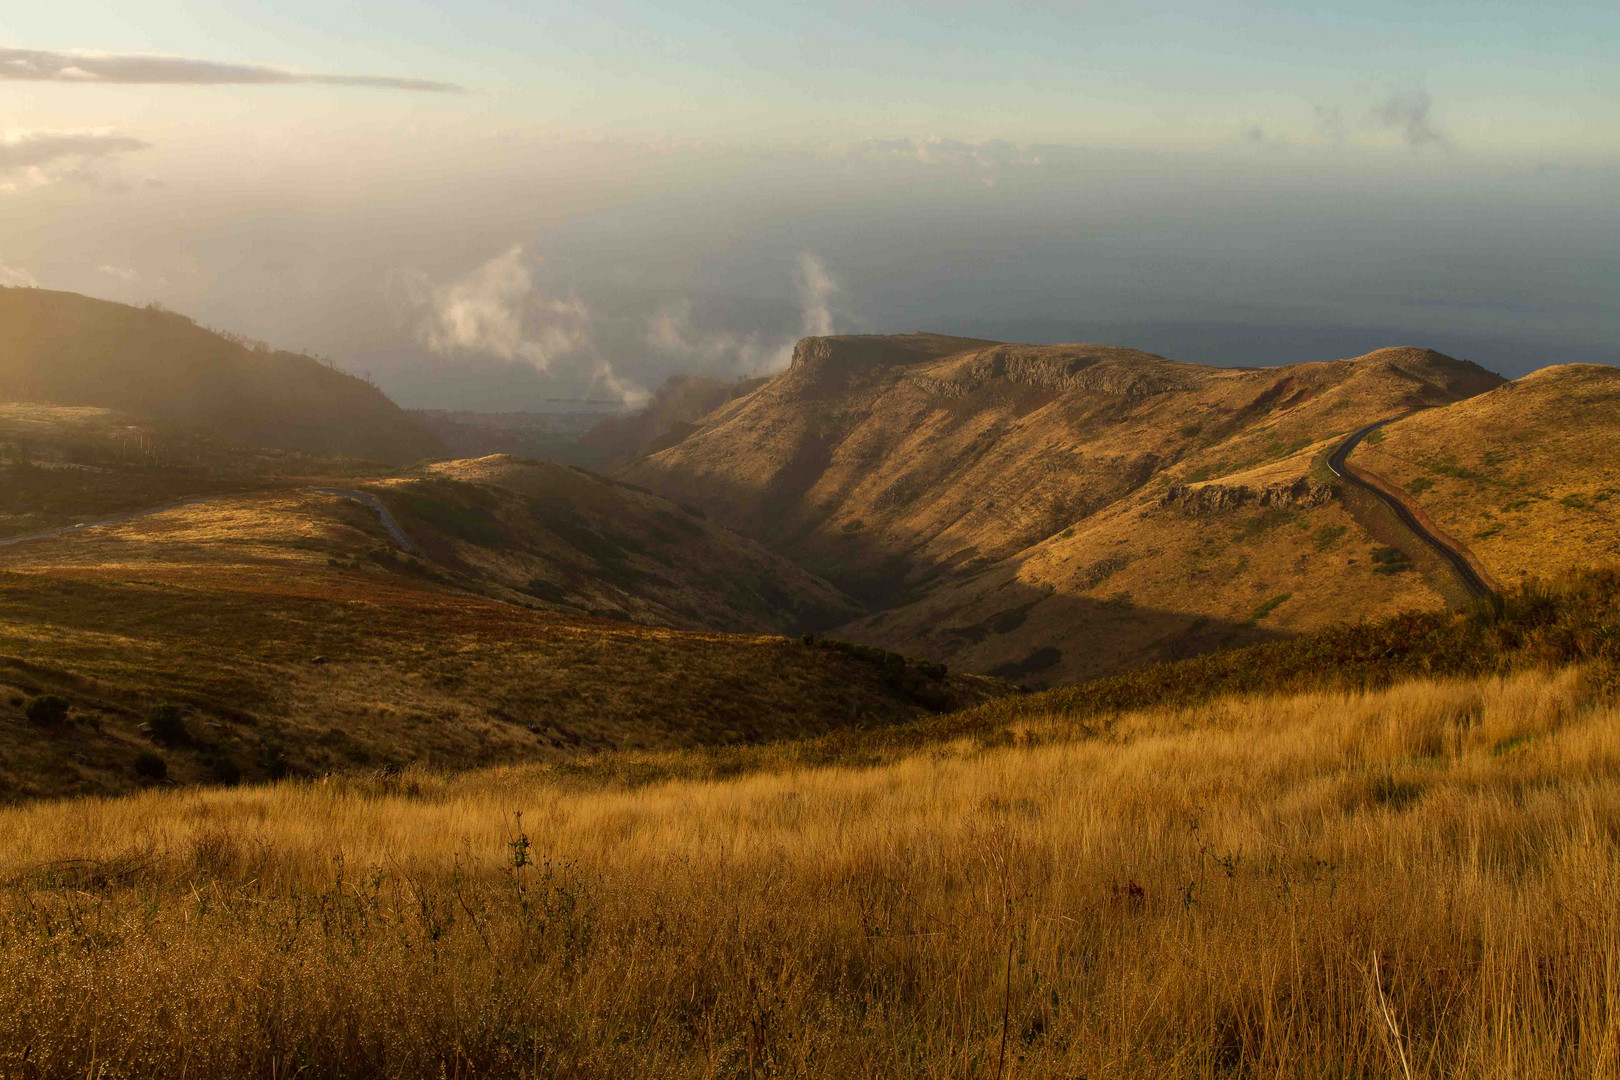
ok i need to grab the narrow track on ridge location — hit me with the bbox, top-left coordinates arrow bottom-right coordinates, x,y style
1327,418 -> 1495,600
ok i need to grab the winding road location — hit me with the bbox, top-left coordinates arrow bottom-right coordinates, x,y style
0,488 -> 421,555
1327,419 -> 1494,600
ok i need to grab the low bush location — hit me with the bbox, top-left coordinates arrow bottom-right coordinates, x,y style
24,695 -> 68,727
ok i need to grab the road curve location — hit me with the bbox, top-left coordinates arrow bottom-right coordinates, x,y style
0,487 -> 421,555
1327,418 -> 1494,600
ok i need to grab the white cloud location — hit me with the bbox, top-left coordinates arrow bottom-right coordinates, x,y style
795,253 -> 837,338
645,252 -> 840,378
0,47 -> 460,92
0,130 -> 152,193
393,245 -> 650,408
96,264 -> 140,282
0,260 -> 38,287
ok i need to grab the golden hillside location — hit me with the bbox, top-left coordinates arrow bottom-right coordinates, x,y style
4,662 -> 1616,1077
377,454 -> 857,633
0,288 -> 440,463
0,488 -> 1003,802
1354,363 -> 1620,584
622,335 -> 1502,682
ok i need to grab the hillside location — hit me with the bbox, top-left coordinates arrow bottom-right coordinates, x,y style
1353,363 -> 1620,583
622,334 -> 1502,683
3,570 -> 1617,1075
0,288 -> 440,463
0,486 -> 1002,803
375,454 -> 857,633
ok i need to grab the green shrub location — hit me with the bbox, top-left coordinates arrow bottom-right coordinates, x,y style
1249,593 -> 1292,622
1370,546 -> 1411,575
1406,476 -> 1436,495
134,752 -> 167,781
1313,524 -> 1347,551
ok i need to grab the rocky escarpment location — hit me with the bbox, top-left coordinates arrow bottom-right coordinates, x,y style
1158,477 -> 1338,517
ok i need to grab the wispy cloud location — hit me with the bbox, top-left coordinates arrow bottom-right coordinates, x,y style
0,260 -> 37,288
845,136 -> 1047,185
646,252 -> 840,377
0,47 -> 461,92
392,246 -> 650,408
0,129 -> 153,192
1369,85 -> 1449,149
795,253 -> 837,338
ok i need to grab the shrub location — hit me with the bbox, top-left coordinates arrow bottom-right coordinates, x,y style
24,695 -> 69,727
1371,546 -> 1411,575
147,705 -> 191,746
133,752 -> 167,781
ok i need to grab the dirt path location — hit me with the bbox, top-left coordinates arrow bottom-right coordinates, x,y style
0,488 -> 420,555
1327,419 -> 1495,600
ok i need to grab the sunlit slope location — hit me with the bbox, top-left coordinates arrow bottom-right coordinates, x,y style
622,335 -> 1500,607
623,335 -> 1499,682
381,454 -> 857,633
0,490 -> 1003,802
837,447 -> 1445,684
0,288 -> 440,463
1355,363 -> 1620,583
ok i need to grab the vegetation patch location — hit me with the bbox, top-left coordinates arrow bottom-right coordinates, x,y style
1370,546 -> 1411,575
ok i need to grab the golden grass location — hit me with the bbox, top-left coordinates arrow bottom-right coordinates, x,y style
4,665 -> 1619,1077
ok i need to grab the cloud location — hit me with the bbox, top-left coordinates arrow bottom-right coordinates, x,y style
0,129 -> 152,192
646,252 -> 839,377
394,246 -> 650,408
1369,86 -> 1450,149
0,47 -> 461,92
96,264 -> 140,282
795,253 -> 837,337
0,130 -> 151,169
0,260 -> 37,287
846,136 -> 1046,184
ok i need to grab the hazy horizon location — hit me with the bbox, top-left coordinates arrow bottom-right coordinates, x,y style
5,2 -> 1617,410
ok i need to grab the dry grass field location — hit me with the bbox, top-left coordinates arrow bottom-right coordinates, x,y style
3,662 -> 1619,1078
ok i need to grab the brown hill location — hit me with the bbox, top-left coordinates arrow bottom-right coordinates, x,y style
621,335 -> 1503,682
0,486 -> 1003,802
1352,363 -> 1620,583
374,454 -> 857,633
0,288 -> 440,463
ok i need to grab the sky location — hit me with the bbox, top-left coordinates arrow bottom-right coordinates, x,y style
2,2 -> 1617,409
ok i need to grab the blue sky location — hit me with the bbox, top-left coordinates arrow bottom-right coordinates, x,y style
2,2 -> 1617,406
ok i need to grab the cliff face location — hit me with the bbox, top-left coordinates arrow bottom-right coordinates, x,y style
0,288 -> 440,463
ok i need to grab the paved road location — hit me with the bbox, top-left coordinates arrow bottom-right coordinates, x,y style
0,488 -> 421,556
1327,418 -> 1494,600
312,488 -> 422,554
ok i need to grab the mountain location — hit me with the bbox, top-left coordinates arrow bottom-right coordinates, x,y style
621,334 -> 1505,682
0,288 -> 440,463
1352,363 -> 1620,584
378,454 -> 857,633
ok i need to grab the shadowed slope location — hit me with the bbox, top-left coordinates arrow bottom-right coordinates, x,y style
0,288 -> 439,463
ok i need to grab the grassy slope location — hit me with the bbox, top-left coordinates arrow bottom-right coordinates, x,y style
375,455 -> 858,634
0,288 -> 440,463
0,403 -> 390,535
3,663 -> 1618,1077
0,489 -> 1002,803
625,335 -> 1499,683
1356,363 -> 1620,583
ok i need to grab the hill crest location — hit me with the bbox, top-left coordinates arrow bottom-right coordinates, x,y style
0,288 -> 439,463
